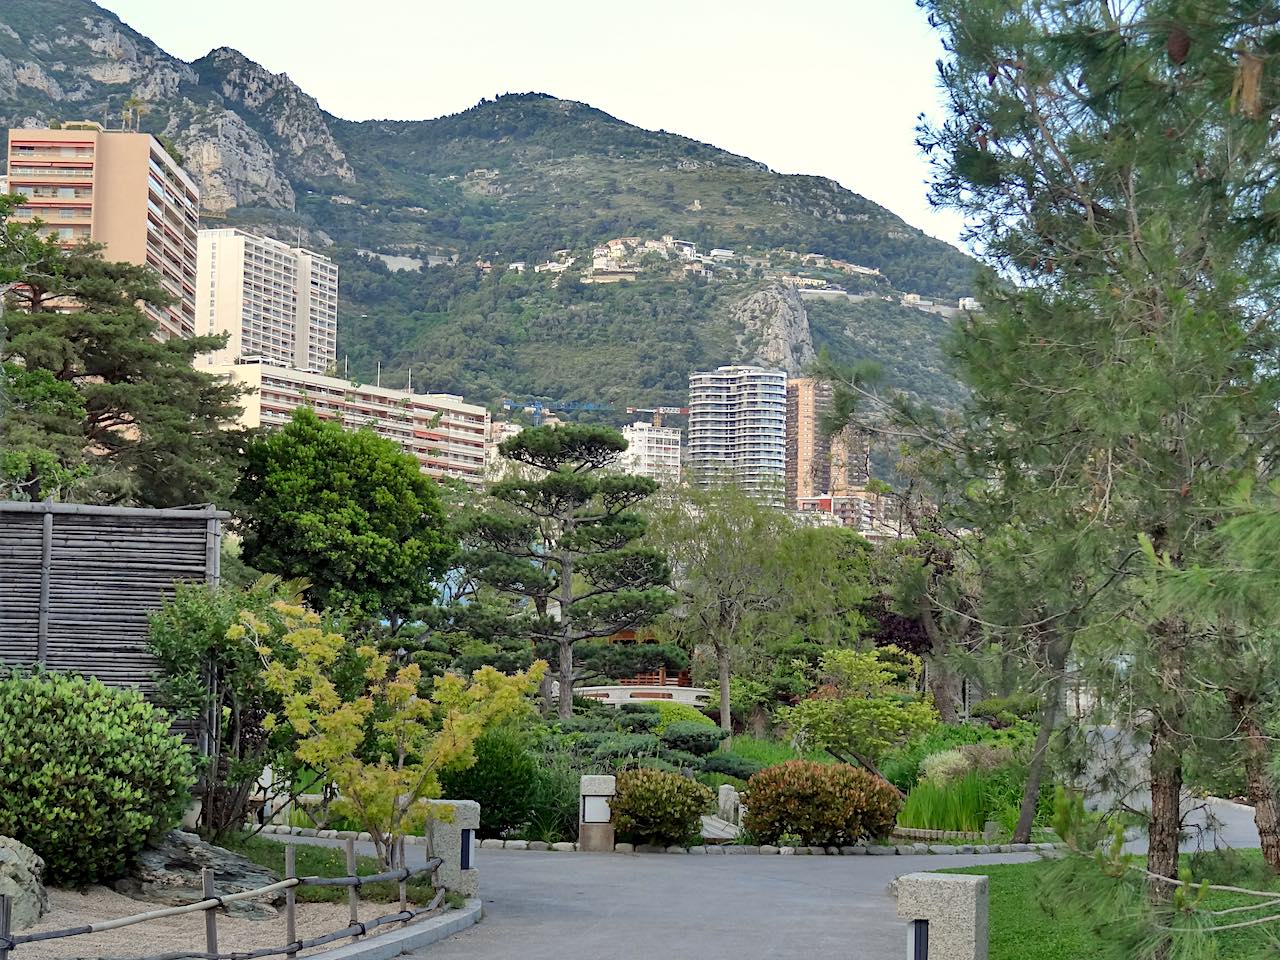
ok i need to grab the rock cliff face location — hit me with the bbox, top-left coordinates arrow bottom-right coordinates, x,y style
172,106 -> 296,214
734,283 -> 816,374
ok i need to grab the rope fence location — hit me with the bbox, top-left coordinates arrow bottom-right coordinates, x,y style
0,838 -> 444,960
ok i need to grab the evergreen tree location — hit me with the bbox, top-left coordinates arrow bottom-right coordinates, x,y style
0,198 -> 245,505
913,0 -> 1280,929
462,424 -> 671,719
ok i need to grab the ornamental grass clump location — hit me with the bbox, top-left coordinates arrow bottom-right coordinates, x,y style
743,760 -> 901,847
611,768 -> 714,846
0,672 -> 194,885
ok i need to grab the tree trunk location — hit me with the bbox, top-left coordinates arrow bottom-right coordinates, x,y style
717,646 -> 732,741
919,596 -> 960,723
1013,632 -> 1071,843
557,547 -> 576,720
1228,692 -> 1280,870
1147,626 -> 1186,922
557,636 -> 575,720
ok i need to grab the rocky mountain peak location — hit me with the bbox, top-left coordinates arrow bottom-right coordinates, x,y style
735,283 -> 817,375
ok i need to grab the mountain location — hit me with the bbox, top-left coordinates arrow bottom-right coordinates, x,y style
0,0 -> 977,412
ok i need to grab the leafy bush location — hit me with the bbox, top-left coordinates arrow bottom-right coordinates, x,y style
591,733 -> 661,765
703,752 -> 765,780
619,702 -> 660,715
743,760 -> 900,846
524,747 -> 583,843
653,701 -> 716,732
0,672 -> 194,884
657,749 -> 705,771
970,693 -> 1040,724
920,749 -> 972,786
612,769 -> 714,846
617,710 -> 660,733
660,720 -> 727,756
440,726 -> 539,836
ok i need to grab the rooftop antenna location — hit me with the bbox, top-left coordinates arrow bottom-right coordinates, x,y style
376,360 -> 381,388
407,366 -> 413,392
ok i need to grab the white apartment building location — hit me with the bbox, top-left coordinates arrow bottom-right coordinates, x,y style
196,228 -> 339,373
620,421 -> 682,482
212,360 -> 490,486
687,365 -> 787,502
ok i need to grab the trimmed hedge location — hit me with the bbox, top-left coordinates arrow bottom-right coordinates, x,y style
653,701 -> 716,733
440,726 -> 538,835
659,720 -> 727,756
703,752 -> 765,780
612,768 -> 714,846
743,760 -> 900,846
0,672 -> 194,885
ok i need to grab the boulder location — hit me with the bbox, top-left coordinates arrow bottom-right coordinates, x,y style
113,830 -> 282,919
0,836 -> 48,930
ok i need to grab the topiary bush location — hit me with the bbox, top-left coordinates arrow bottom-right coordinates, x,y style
743,760 -> 901,846
702,752 -> 765,780
616,710 -> 660,733
0,672 -> 195,885
652,701 -> 716,733
659,720 -> 727,756
591,733 -> 661,765
970,693 -> 1040,724
611,768 -> 714,846
440,726 -> 539,836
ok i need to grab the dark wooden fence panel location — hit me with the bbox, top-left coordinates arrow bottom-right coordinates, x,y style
0,502 -> 227,695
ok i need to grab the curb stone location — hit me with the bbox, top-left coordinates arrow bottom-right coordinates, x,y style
550,842 -> 576,852
527,841 -> 549,851
760,845 -> 780,855
308,898 -> 481,960
927,845 -> 957,855
779,847 -> 796,855
666,846 -> 688,854
480,839 -> 504,850
688,846 -> 708,854
613,842 -> 634,854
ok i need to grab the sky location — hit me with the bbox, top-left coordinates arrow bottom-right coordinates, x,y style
98,0 -> 967,248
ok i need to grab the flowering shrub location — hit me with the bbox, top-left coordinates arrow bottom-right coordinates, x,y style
920,748 -> 971,785
611,768 -> 714,846
743,760 -> 900,846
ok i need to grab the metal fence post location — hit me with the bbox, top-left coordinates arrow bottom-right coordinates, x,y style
202,867 -> 219,958
0,893 -> 12,960
345,838 -> 360,938
397,836 -> 407,917
284,844 -> 297,958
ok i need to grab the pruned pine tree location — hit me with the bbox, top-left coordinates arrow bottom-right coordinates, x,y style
463,425 -> 672,719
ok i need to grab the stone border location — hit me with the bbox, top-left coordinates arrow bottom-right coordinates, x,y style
258,822 -> 1065,857
306,898 -> 481,960
892,827 -> 987,842
478,838 -> 1065,856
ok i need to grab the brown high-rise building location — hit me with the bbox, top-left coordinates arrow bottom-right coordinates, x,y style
6,123 -> 200,340
786,377 -> 872,508
786,377 -> 833,507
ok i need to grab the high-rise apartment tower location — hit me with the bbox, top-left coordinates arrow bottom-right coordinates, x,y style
688,365 -> 787,501
6,123 -> 200,340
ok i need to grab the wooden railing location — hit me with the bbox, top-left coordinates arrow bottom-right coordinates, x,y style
0,838 -> 442,960
617,667 -> 692,687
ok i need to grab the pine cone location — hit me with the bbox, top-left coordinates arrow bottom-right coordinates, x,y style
1167,26 -> 1190,65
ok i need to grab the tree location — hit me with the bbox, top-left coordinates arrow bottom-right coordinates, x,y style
260,601 -> 543,869
235,408 -> 455,627
777,646 -> 937,787
0,199 -> 245,505
462,424 -> 672,719
917,0 -> 1280,933
646,483 -> 871,736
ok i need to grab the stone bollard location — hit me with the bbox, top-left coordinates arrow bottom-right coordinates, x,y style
424,799 -> 480,896
894,872 -> 988,960
578,775 -> 616,852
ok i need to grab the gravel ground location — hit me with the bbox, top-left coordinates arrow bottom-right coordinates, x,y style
19,885 -> 420,960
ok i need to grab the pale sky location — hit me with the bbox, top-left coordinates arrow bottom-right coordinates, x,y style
99,0 -> 967,248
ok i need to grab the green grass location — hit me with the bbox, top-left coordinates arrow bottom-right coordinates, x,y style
946,852 -> 1280,960
223,832 -> 437,905
726,736 -> 833,768
899,773 -> 987,832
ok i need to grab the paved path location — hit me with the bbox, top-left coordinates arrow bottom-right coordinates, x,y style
411,849 -> 1033,960
276,837 -> 1032,959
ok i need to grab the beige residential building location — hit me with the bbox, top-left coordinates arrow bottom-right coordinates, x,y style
7,123 -> 200,340
620,421 -> 682,482
786,377 -> 871,507
688,365 -> 787,503
196,228 -> 339,373
213,360 -> 490,486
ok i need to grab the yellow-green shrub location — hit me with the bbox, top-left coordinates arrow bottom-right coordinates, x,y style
611,768 -> 714,846
743,760 -> 900,846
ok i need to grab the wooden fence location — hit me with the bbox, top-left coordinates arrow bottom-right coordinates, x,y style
0,501 -> 226,694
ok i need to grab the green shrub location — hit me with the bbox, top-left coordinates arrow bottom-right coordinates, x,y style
652,701 -> 715,733
660,720 -> 727,756
619,702 -> 659,715
656,748 -> 705,771
440,726 -> 538,836
556,713 -> 613,734
617,711 -> 659,733
743,760 -> 900,846
899,772 -> 988,832
703,752 -> 764,780
612,769 -> 714,846
524,747 -> 582,843
0,672 -> 194,884
970,694 -> 1040,723
879,722 -> 1035,792
591,733 -> 661,765
920,749 -> 972,786
727,736 -> 832,767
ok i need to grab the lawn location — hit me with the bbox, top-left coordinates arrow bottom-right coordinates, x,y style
947,852 -> 1280,960
223,832 -> 437,905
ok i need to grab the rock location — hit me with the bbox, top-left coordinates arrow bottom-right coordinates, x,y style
808,847 -> 827,856
550,842 -> 576,852
526,841 -> 549,851
825,847 -> 841,856
113,830 -> 282,920
0,836 -> 48,930
793,846 -> 811,855
480,839 -> 504,850
778,847 -> 796,855
505,840 -> 529,851
733,283 -> 816,375
1009,843 -> 1031,853
974,845 -> 991,855
665,846 -> 688,855
927,844 -> 957,855
703,844 -> 725,855
760,845 -> 780,855
635,844 -> 666,854
687,846 -> 708,855
840,845 -> 865,856
866,845 -> 895,855
612,843 -> 634,854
